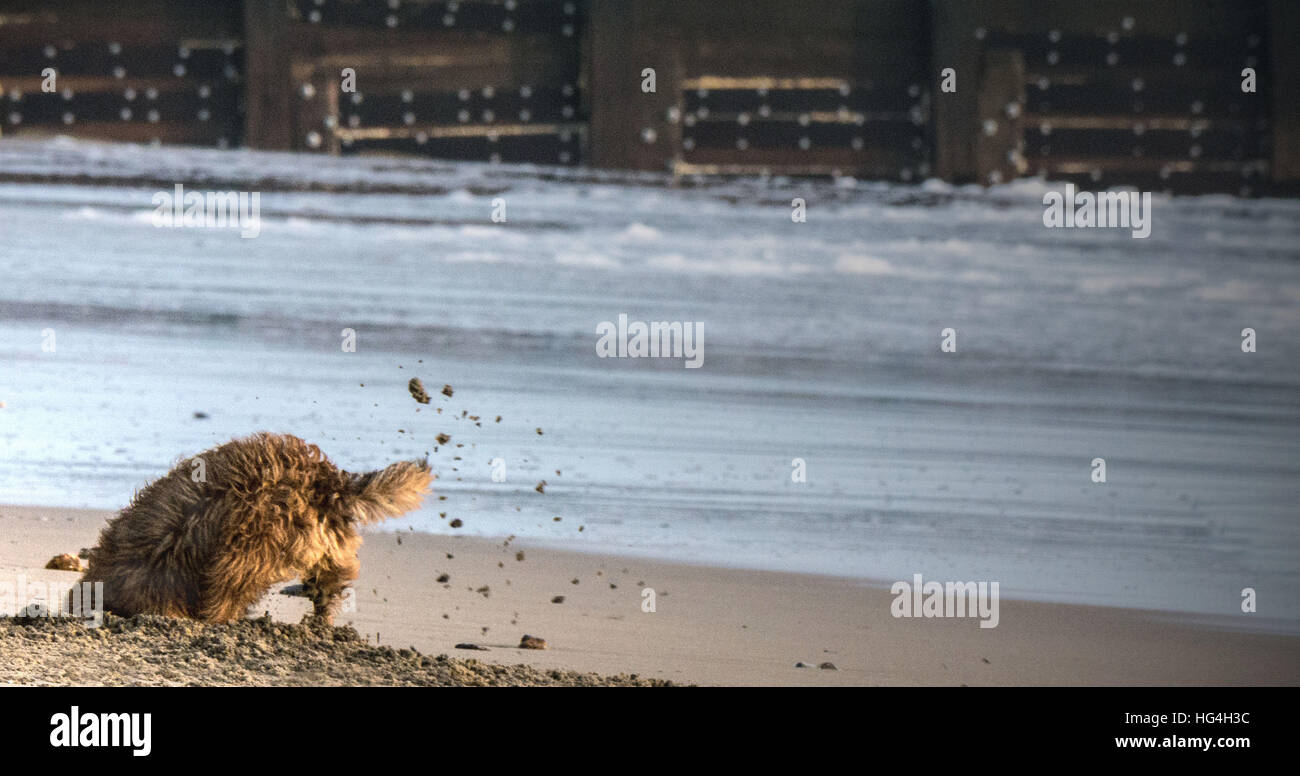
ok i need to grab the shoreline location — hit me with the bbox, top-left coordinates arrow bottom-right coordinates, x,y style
14,497 -> 1293,636
3,504 -> 1298,686
505,534 -> 1300,638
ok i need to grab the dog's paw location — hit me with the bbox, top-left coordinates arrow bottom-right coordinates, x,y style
304,612 -> 335,627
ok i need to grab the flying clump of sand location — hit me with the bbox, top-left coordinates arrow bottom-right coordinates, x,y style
407,378 -> 431,404
0,614 -> 670,686
403,376 -> 555,533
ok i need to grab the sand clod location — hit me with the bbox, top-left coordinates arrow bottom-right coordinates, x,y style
44,553 -> 82,572
408,378 -> 431,404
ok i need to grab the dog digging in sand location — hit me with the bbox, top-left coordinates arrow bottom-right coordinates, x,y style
79,433 -> 432,624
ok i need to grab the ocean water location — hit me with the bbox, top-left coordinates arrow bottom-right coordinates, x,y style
1,139 -> 1298,626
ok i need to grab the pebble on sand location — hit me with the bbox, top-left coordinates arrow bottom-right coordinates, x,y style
441,384 -> 454,398
518,635 -> 547,650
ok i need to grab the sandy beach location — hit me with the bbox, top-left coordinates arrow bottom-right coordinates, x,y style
3,504 -> 1296,686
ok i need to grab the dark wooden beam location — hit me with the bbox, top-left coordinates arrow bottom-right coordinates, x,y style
243,0 -> 293,150
1269,0 -> 1299,181
930,0 -> 1024,182
587,0 -> 682,172
973,48 -> 1026,184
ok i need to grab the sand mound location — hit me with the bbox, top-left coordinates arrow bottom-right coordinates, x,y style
0,615 -> 670,687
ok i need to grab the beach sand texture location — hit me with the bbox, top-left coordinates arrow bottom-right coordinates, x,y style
2,505 -> 1296,686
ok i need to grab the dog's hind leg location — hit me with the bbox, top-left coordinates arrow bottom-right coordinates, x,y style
301,552 -> 360,624
198,551 -> 282,623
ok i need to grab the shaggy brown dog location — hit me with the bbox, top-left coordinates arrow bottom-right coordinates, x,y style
80,433 -> 432,623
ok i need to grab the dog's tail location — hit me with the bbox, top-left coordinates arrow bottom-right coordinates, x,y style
349,459 -> 433,524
